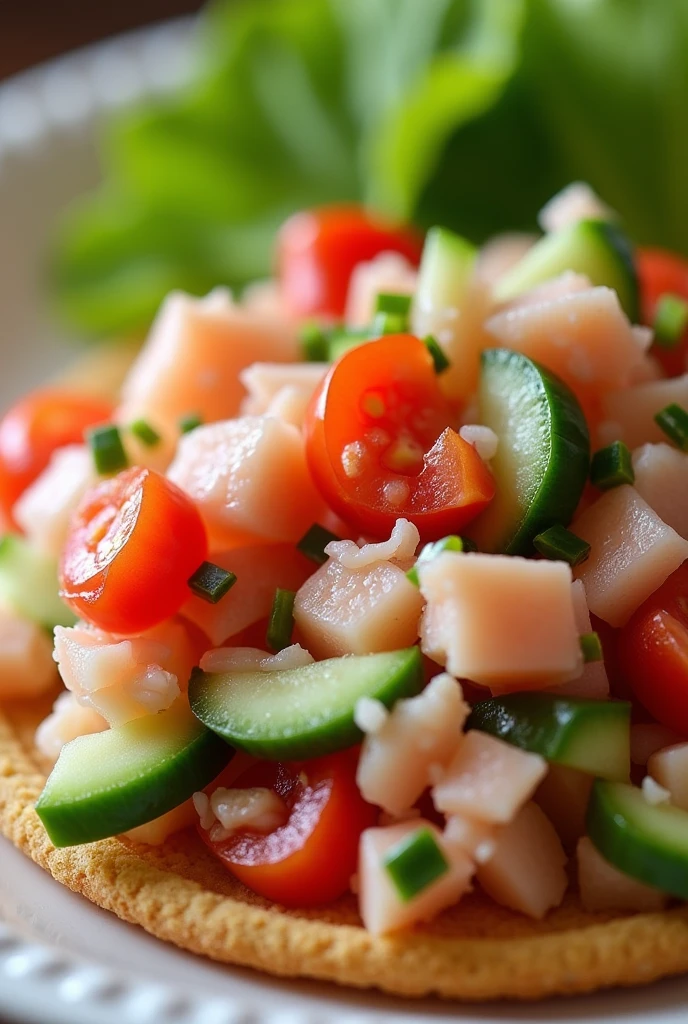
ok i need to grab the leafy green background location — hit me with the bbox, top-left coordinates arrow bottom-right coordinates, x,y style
52,0 -> 688,337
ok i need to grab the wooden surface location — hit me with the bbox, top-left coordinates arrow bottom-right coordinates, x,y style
0,1 -> 205,80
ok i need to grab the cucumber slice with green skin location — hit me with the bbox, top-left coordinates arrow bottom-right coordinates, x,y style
493,219 -> 639,322
468,693 -> 631,782
415,226 -> 476,313
35,701 -> 233,847
469,349 -> 590,554
189,647 -> 423,761
587,780 -> 688,899
0,534 -> 76,629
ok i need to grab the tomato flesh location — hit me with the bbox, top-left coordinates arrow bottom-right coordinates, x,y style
637,247 -> 688,376
278,204 -> 422,320
200,748 -> 376,906
618,563 -> 688,734
60,467 -> 207,634
0,389 -> 113,526
304,335 -> 495,540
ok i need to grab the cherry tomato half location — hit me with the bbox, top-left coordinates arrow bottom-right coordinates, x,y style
277,204 -> 422,320
60,466 -> 207,634
304,335 -> 495,540
199,748 -> 376,907
0,389 -> 113,526
637,247 -> 688,376
618,563 -> 688,734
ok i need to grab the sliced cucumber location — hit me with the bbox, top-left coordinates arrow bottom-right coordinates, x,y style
0,534 -> 76,629
189,647 -> 423,760
494,219 -> 639,322
415,227 -> 476,313
587,780 -> 688,899
468,693 -> 630,782
469,349 -> 590,554
35,700 -> 233,847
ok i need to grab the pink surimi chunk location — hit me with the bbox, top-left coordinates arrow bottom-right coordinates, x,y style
572,486 -> 688,627
485,287 -> 649,396
239,362 -> 326,425
577,837 -> 667,913
432,732 -> 547,825
648,743 -> 688,811
0,608 -> 56,698
475,233 -> 537,288
358,820 -> 474,935
599,374 -> 688,450
477,802 -> 568,919
167,416 -> 327,547
535,763 -> 593,849
345,252 -> 417,328
538,183 -> 613,233
14,445 -> 94,556
356,673 -> 469,816
34,691 -> 107,764
182,544 -> 313,646
118,289 -> 298,433
500,271 -> 591,311
419,553 -> 582,690
632,443 -> 688,541
550,580 -> 609,700
293,557 -> 423,660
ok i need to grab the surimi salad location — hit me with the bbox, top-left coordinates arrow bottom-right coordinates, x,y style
3,182 -> 688,935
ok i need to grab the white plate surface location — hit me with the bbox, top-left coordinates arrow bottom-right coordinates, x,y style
1,18 -> 688,1024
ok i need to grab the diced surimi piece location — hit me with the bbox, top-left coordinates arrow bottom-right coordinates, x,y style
628,350 -> 664,386
358,820 -> 474,935
356,673 -> 469,816
535,763 -> 593,849
53,623 -> 187,725
648,743 -> 688,811
599,374 -> 688,450
432,731 -> 547,825
538,182 -> 614,233
475,233 -> 537,287
167,417 -> 327,548
182,544 -> 313,647
631,724 -> 684,766
477,802 -> 568,919
632,443 -> 688,541
241,279 -> 289,321
239,362 -> 326,422
485,287 -> 648,396
550,580 -> 609,700
419,553 -> 582,690
123,798 -> 197,845
345,252 -> 418,328
118,289 -> 298,433
14,445 -> 94,556
325,518 -> 420,570
443,815 -> 498,864
572,486 -> 688,627
34,691 -> 108,764
577,836 -> 667,913
293,557 -> 423,660
501,271 -> 591,311
0,607 -> 57,698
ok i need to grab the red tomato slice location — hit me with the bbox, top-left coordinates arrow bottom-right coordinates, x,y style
199,748 -> 376,907
304,335 -> 495,540
0,389 -> 113,526
637,247 -> 688,376
60,467 -> 207,634
618,563 -> 688,734
277,204 -> 422,320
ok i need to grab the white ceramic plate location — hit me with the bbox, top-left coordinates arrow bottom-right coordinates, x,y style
2,19 -> 688,1024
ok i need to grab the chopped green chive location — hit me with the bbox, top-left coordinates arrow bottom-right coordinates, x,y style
179,413 -> 203,435
266,587 -> 296,652
590,440 -> 634,490
296,523 -> 341,565
653,293 -> 688,349
423,334 -> 450,374
129,419 -> 161,448
373,311 -> 408,336
328,327 -> 372,363
533,524 -> 591,567
407,535 -> 469,587
580,631 -> 603,663
374,292 -> 412,317
300,322 -> 330,362
188,562 -> 237,604
654,403 -> 688,451
87,425 -> 128,475
383,827 -> 449,902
